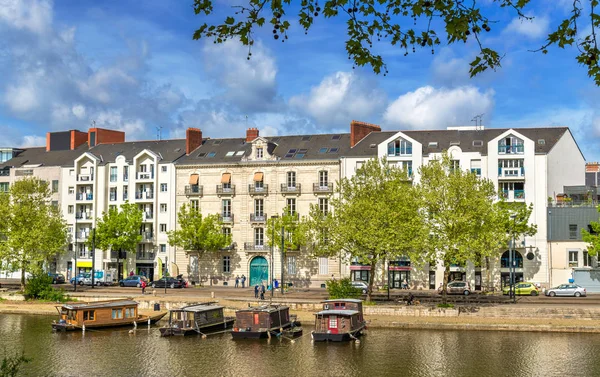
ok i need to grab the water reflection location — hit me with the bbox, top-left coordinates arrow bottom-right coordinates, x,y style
2,314 -> 600,377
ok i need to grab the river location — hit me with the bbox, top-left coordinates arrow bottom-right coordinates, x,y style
2,314 -> 600,376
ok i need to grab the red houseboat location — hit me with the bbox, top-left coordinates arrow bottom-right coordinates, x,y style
312,299 -> 366,342
231,305 -> 301,339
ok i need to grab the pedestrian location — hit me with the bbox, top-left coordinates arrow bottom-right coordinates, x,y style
402,279 -> 408,290
254,284 -> 259,299
235,275 -> 239,288
129,270 -> 134,277
260,283 -> 265,300
407,292 -> 415,306
273,278 -> 279,290
141,279 -> 147,295
241,275 -> 246,288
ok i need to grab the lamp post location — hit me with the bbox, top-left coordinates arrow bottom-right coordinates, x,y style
509,214 -> 516,304
73,211 -> 77,292
91,228 -> 96,289
270,215 -> 278,298
281,223 -> 285,296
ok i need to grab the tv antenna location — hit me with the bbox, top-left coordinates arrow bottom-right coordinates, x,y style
156,125 -> 163,141
471,114 -> 484,130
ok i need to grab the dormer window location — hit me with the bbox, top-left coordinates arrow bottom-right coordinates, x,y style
256,147 -> 263,159
498,135 -> 524,154
388,138 -> 412,156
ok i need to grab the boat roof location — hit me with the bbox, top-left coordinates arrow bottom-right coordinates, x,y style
237,305 -> 289,313
315,310 -> 360,316
172,304 -> 224,312
59,299 -> 138,310
322,299 -> 363,304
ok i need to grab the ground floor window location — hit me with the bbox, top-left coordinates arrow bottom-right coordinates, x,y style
83,310 -> 95,321
500,273 -> 524,288
124,308 -> 135,318
112,309 -> 123,319
448,272 -> 465,282
318,257 -> 328,275
352,270 -> 369,282
569,250 -> 579,267
222,256 -> 231,273
584,250 -> 593,267
287,256 -> 297,275
389,271 -> 410,289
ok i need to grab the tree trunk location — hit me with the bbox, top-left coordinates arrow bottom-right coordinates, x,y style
20,265 -> 26,290
442,266 -> 449,305
485,256 -> 491,293
366,258 -> 377,302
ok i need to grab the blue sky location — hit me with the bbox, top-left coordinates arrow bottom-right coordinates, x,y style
1,0 -> 599,161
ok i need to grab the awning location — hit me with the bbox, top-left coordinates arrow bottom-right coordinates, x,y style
389,266 -> 411,271
221,173 -> 231,183
349,265 -> 371,271
157,257 -> 163,277
170,263 -> 179,276
253,172 -> 264,182
76,261 -> 93,268
189,174 -> 199,185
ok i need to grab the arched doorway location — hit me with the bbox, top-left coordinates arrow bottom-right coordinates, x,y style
500,250 -> 524,288
249,256 -> 269,287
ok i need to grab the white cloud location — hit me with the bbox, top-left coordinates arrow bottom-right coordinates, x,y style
383,86 -> 495,129
505,15 -> 550,39
4,80 -> 39,113
21,135 -> 45,147
430,49 -> 471,87
0,0 -> 52,35
289,71 -> 385,127
72,104 -> 86,119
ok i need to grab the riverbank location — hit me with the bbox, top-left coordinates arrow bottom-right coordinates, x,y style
2,295 -> 600,334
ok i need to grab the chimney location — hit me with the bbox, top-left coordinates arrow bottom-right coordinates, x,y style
186,128 -> 203,155
71,130 -> 88,150
246,127 -> 259,142
88,128 -> 125,147
350,120 -> 381,147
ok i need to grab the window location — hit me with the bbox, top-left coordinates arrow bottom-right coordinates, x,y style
190,200 -> 199,211
428,142 -> 438,148
160,224 -> 167,233
254,199 -> 264,216
287,171 -> 296,188
470,159 -> 482,176
569,250 -> 579,267
161,166 -> 167,172
328,148 -> 339,153
331,134 -> 341,140
109,187 -> 117,201
329,316 -> 337,328
387,138 -> 412,156
110,167 -> 117,182
123,166 -> 129,182
68,205 -> 74,214
160,183 -> 167,192
450,160 -> 460,172
254,228 -> 264,246
223,227 -> 232,246
69,169 -> 74,176
355,161 -> 364,172
499,182 -> 525,199
222,199 -> 231,216
111,309 -> 123,319
223,256 -> 231,273
123,185 -> 128,200
256,147 -> 263,159
499,136 -> 524,154
398,161 -> 413,176
109,205 -> 116,211
0,182 -> 9,192
473,140 -> 484,147
286,198 -> 296,215
319,171 -> 328,187
125,308 -> 135,318
160,244 -> 166,253
52,180 -> 59,193
319,198 -> 329,215
207,152 -> 216,158
584,251 -> 593,267
319,257 -> 328,275
83,310 -> 95,321
569,224 -> 578,239
68,186 -> 75,194
160,203 -> 167,213
52,201 -> 58,208
287,256 -> 296,275
319,147 -> 328,153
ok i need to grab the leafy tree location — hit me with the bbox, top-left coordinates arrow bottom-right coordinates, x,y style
304,157 -> 425,301
326,277 -> 361,299
168,204 -> 229,277
0,178 -> 67,289
193,0 -> 600,84
417,153 -> 535,301
266,206 -> 307,251
582,205 -> 600,256
92,202 -> 143,277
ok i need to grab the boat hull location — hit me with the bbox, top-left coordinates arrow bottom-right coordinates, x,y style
231,323 -> 299,340
52,312 -> 166,332
311,327 -> 364,342
160,318 -> 235,337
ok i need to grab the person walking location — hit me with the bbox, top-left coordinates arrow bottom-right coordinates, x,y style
241,275 -> 246,288
141,279 -> 147,295
260,283 -> 266,300
235,275 -> 239,288
254,284 -> 259,299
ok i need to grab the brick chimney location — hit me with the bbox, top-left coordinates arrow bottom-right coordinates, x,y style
88,128 -> 125,147
246,127 -> 259,142
186,128 -> 203,155
350,120 -> 381,147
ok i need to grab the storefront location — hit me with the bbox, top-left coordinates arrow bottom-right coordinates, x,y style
136,263 -> 154,280
350,263 -> 370,282
500,250 -> 524,288
76,261 -> 92,275
388,259 -> 411,289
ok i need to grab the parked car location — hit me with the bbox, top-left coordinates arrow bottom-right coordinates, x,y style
69,273 -> 89,285
48,273 -> 65,284
502,282 -> 539,296
119,275 -> 148,288
351,281 -> 368,294
175,274 -> 189,288
439,281 -> 471,295
545,284 -> 587,297
151,277 -> 184,289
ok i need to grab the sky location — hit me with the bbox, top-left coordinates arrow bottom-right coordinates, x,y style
1,0 -> 599,161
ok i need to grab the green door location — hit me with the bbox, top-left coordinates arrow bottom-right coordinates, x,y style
249,256 -> 269,287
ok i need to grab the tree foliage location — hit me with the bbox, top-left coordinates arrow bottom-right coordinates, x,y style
168,204 -> 229,257
582,205 -> 600,256
0,178 -> 68,288
92,202 -> 143,257
326,277 -> 361,299
304,157 -> 425,300
193,0 -> 600,84
266,206 -> 307,251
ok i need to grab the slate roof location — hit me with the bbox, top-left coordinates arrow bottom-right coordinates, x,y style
175,133 -> 352,165
315,310 -> 360,316
87,139 -> 187,165
0,144 -> 89,169
61,299 -> 138,310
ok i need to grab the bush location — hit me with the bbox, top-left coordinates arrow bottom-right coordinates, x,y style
326,278 -> 361,299
24,273 -> 70,302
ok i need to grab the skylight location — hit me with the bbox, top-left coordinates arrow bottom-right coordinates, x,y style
295,153 -> 305,159
207,152 -> 216,158
318,148 -> 328,153
213,140 -> 222,145
284,153 -> 295,158
225,151 -> 235,157
428,142 -> 438,148
328,148 -> 339,153
301,136 -> 311,141
538,139 -> 546,145
298,149 -> 308,153
288,149 -> 297,154
331,135 -> 341,140
235,151 -> 245,156
197,152 -> 206,158
272,137 -> 280,143
472,140 -> 483,147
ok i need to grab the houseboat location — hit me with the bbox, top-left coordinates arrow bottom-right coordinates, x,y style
312,299 -> 366,342
159,302 -> 235,337
51,299 -> 166,331
231,305 -> 301,339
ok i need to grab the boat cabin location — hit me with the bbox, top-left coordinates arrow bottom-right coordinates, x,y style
170,304 -> 225,328
322,299 -> 363,318
315,310 -> 361,334
234,305 -> 290,332
56,300 -> 139,328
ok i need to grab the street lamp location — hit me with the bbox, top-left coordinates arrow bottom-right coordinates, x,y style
270,215 -> 278,298
281,221 -> 285,296
509,214 -> 516,304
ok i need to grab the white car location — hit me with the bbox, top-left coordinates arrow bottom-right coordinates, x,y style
351,281 -> 368,294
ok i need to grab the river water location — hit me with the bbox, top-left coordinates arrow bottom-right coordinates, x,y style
2,314 -> 600,377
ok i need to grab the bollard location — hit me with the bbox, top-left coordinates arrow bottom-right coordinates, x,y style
82,324 -> 86,332
148,318 -> 151,325
211,292 -> 215,298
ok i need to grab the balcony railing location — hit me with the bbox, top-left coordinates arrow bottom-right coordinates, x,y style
110,175 -> 118,182
248,184 -> 268,195
244,242 -> 268,251
185,185 -> 203,196
281,184 -> 301,195
498,167 -> 525,179
75,232 -> 89,241
123,193 -> 128,200
500,190 -> 525,200
75,212 -> 93,220
136,252 -> 156,260
216,185 -> 235,196
110,194 -> 117,201
77,174 -> 93,182
313,182 -> 333,194
135,191 -> 154,200
0,169 -> 9,176
136,172 -> 154,180
219,213 -> 234,223
141,232 -> 154,241
144,212 -> 153,220
76,193 -> 93,201
250,213 -> 267,223
470,168 -> 482,176
498,145 -> 525,154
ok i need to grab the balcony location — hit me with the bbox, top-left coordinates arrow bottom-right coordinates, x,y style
185,185 -> 203,196
75,232 -> 89,241
244,242 -> 268,251
216,185 -> 236,196
135,191 -> 154,200
141,232 -> 154,242
75,212 -> 93,221
136,172 -> 154,180
498,144 -> 524,155
219,213 -> 234,223
500,190 -> 525,201
136,252 -> 156,260
281,184 -> 301,195
250,213 -> 267,223
77,174 -> 94,182
76,193 -> 93,201
498,167 -> 525,179
109,193 -> 117,202
248,184 -> 268,196
313,182 -> 333,194
143,212 -> 153,220
123,193 -> 128,201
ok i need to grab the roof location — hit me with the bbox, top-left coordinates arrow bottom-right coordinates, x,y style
60,299 -> 137,310
236,305 -> 289,313
88,139 -> 187,165
172,303 -> 224,312
322,299 -> 363,304
315,310 -> 360,316
175,133 -> 352,165
0,144 -> 89,169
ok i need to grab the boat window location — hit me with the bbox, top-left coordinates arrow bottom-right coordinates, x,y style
125,307 -> 135,318
112,309 -> 124,319
68,310 -> 76,320
329,316 -> 338,328
83,310 -> 95,321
